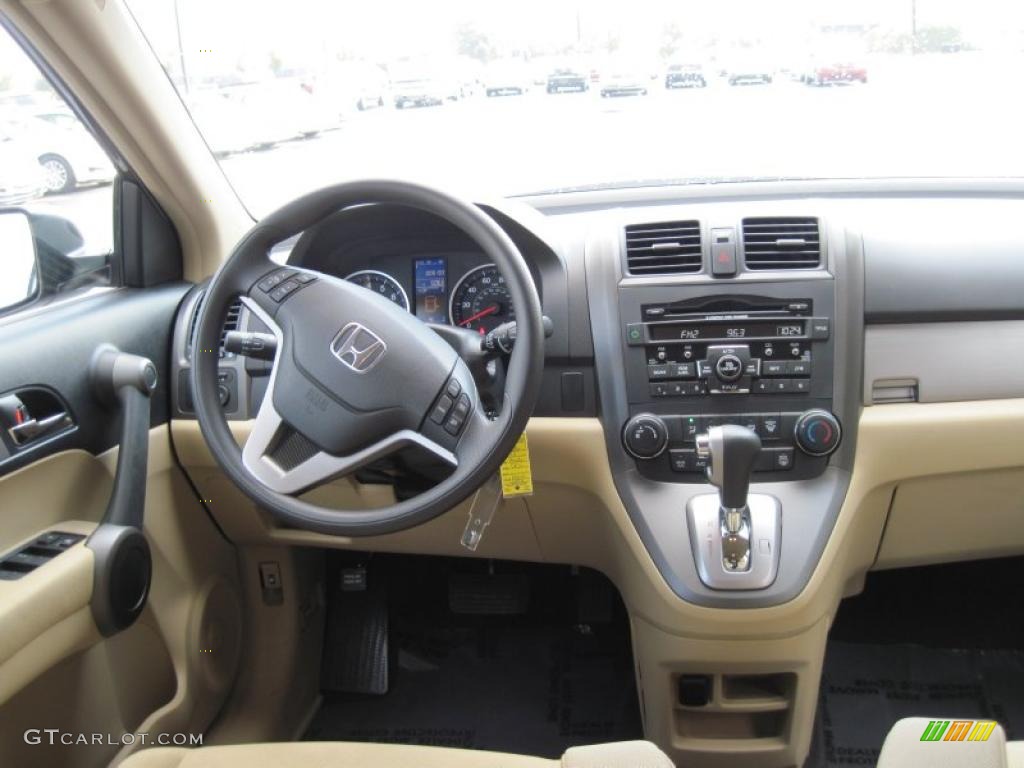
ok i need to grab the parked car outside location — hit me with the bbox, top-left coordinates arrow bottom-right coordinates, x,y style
484,60 -> 531,97
0,126 -> 48,204
546,68 -> 588,94
1,113 -> 113,194
665,63 -> 707,88
599,71 -> 649,97
804,61 -> 868,85
727,65 -> 774,86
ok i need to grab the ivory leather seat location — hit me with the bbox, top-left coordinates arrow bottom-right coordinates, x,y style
118,740 -> 675,768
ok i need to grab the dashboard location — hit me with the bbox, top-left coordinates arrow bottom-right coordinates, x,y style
284,204 -> 544,335
167,180 -> 1024,768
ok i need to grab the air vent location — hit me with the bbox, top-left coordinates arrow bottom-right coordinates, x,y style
742,217 -> 821,270
625,221 -> 703,275
187,293 -> 243,360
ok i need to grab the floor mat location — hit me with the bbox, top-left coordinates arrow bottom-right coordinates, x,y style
815,641 -> 1024,767
307,623 -> 642,756
306,557 -> 642,757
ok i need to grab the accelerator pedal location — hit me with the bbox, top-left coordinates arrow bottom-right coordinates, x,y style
320,566 -> 389,694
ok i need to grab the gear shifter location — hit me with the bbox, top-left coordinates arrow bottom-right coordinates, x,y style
695,425 -> 763,573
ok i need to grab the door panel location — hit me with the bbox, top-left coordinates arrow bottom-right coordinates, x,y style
0,285 -> 243,767
0,285 -> 188,476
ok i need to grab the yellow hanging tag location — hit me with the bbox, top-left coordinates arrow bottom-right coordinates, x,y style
499,433 -> 533,497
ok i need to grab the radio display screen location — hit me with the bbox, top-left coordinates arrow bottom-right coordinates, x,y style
649,321 -> 805,341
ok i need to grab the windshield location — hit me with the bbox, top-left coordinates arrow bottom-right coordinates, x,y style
126,0 -> 1024,215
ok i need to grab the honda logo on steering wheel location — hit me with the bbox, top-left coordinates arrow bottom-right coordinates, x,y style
330,322 -> 387,373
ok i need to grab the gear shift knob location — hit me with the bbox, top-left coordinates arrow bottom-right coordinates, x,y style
695,425 -> 762,510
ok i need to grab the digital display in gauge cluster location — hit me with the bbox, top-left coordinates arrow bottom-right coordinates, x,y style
414,257 -> 447,323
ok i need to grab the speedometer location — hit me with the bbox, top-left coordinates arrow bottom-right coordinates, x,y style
449,264 -> 514,334
345,270 -> 410,311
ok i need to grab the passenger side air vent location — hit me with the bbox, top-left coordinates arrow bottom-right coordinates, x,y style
624,221 -> 703,275
187,293 -> 243,360
742,217 -> 821,270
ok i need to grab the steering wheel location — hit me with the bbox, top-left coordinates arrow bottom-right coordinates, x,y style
192,180 -> 544,536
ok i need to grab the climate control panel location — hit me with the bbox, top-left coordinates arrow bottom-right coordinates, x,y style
622,410 -> 841,483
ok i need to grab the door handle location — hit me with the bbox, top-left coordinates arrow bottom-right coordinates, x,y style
7,411 -> 72,445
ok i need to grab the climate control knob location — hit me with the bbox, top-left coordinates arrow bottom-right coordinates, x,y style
794,410 -> 842,457
623,414 -> 669,460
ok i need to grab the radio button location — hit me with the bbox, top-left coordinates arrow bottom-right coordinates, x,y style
792,379 -> 810,393
788,360 -> 811,376
648,364 -> 671,380
670,362 -> 696,379
772,379 -> 793,393
763,361 -> 787,376
809,318 -> 830,340
745,360 -> 760,376
649,383 -> 670,397
754,379 -> 771,394
714,354 -> 744,382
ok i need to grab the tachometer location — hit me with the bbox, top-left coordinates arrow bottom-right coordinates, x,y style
345,270 -> 410,311
449,264 -> 514,334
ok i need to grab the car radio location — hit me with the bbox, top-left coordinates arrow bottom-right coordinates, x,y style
625,296 -> 830,398
619,293 -> 839,483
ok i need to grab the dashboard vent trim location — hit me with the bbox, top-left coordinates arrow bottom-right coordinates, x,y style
187,292 -> 243,360
624,221 -> 703,275
742,217 -> 821,270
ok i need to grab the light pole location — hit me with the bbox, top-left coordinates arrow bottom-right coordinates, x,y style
174,0 -> 190,94
910,0 -> 918,54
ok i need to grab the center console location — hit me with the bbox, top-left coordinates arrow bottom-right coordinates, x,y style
585,214 -> 862,609
584,212 -> 863,768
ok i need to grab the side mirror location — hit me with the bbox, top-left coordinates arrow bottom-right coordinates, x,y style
0,210 -> 39,314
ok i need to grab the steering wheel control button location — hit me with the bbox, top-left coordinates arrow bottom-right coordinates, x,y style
443,396 -> 472,436
257,269 -> 296,292
445,379 -> 461,398
794,410 -> 842,457
622,414 -> 668,460
430,394 -> 454,424
269,279 -> 301,302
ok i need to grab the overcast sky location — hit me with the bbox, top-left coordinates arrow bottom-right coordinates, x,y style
3,0 -> 1023,91
123,0 -> 1024,75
